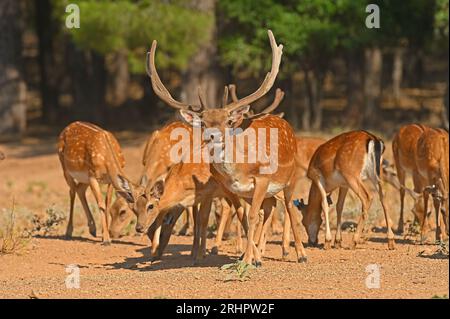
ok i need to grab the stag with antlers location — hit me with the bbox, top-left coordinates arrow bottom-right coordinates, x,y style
145,30 -> 308,266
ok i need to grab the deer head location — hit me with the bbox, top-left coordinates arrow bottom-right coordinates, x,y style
146,30 -> 283,140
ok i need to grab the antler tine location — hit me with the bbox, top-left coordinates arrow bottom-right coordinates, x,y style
222,86 -> 229,106
229,84 -> 285,115
147,40 -> 200,111
197,87 -> 208,110
225,30 -> 283,112
228,84 -> 238,102
259,88 -> 285,114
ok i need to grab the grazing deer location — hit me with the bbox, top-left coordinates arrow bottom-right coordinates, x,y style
392,124 -> 429,233
296,130 -> 396,250
108,121 -> 196,239
282,135 -> 326,256
415,128 -> 449,241
145,30 -> 308,265
132,160 -> 250,262
57,121 -> 139,244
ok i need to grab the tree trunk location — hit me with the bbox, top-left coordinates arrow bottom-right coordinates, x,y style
35,0 -> 59,124
286,76 -> 298,130
443,77 -> 449,130
106,49 -> 129,107
181,0 -> 222,108
345,50 -> 364,128
392,46 -> 404,101
67,41 -> 107,123
311,71 -> 324,131
0,0 -> 27,134
363,47 -> 382,127
302,69 -> 312,131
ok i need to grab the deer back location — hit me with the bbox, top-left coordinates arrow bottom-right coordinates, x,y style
58,121 -> 125,184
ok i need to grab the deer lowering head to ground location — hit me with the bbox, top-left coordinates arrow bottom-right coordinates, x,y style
415,127 -> 449,241
392,123 -> 429,233
296,130 -> 396,250
57,121 -> 140,244
108,121 -> 195,239
146,30 -> 308,265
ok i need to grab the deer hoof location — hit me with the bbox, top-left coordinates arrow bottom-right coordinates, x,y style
324,240 -> 332,250
298,256 -> 308,263
89,228 -> 97,238
254,261 -> 262,268
210,246 -> 219,255
101,240 -> 111,246
388,239 -> 395,250
334,241 -> 342,249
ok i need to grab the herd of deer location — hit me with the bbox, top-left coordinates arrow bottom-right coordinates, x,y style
53,30 -> 449,267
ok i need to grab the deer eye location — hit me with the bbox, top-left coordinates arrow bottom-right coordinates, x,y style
227,119 -> 234,127
147,204 -> 154,211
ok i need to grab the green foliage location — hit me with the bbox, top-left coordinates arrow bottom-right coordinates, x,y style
220,260 -> 255,282
435,0 -> 449,33
219,0 -> 442,76
58,0 -> 213,73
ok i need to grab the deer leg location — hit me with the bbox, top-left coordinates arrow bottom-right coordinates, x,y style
432,197 -> 443,242
199,198 -> 213,259
242,178 -> 269,266
271,204 -> 283,235
257,198 -> 275,257
75,183 -> 97,238
89,177 -> 110,245
421,191 -> 430,243
377,181 -> 396,250
211,197 -> 231,255
177,208 -> 189,236
150,220 -> 162,260
314,179 -> 332,249
346,177 -> 372,248
283,184 -> 308,263
105,184 -> 113,234
396,167 -> 406,234
157,208 -> 184,258
63,174 -> 77,239
334,187 -> 348,249
235,214 -> 243,254
65,186 -> 76,239
281,207 -> 291,260
191,204 -> 200,259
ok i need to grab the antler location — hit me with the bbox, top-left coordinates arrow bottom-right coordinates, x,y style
146,40 -> 202,112
224,30 -> 283,112
228,84 -> 285,115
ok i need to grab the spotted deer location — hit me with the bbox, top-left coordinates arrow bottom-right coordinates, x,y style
296,130 -> 396,250
57,121 -> 140,244
415,127 -> 449,241
127,85 -> 288,262
108,121 -> 195,239
392,123 -> 429,233
145,30 -> 308,265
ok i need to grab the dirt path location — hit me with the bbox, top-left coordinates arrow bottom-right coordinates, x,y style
0,135 -> 448,299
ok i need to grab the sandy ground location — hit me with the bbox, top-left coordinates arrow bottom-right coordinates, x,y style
0,132 -> 448,299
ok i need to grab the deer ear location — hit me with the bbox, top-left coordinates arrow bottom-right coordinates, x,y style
150,180 -> 164,200
229,105 -> 250,125
180,110 -> 202,127
117,175 -> 135,204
